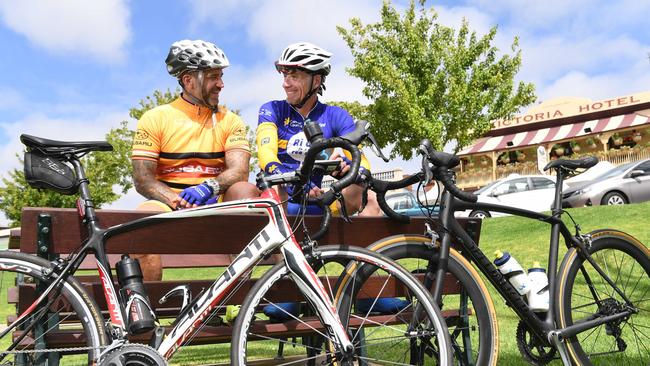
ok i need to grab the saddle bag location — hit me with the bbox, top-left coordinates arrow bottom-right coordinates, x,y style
23,151 -> 78,195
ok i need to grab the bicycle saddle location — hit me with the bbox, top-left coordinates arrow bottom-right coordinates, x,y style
21,134 -> 113,152
544,156 -> 598,171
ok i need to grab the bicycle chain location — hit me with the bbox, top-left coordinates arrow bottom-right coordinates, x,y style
1,345 -> 107,355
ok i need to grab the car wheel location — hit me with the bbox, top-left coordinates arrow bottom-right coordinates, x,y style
601,192 -> 627,205
469,210 -> 491,219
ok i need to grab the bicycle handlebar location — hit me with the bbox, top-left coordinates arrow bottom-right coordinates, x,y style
363,139 -> 478,222
262,120 -> 368,241
419,140 -> 478,203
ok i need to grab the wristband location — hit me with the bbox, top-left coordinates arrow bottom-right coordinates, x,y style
204,178 -> 221,196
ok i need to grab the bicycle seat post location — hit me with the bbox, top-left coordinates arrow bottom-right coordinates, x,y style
69,157 -> 99,228
551,168 -> 568,215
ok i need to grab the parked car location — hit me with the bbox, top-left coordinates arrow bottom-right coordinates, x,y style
384,191 -> 439,217
562,158 -> 650,207
456,174 -> 558,218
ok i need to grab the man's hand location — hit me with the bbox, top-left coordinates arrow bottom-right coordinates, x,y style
329,151 -> 367,182
329,151 -> 350,178
306,181 -> 323,198
177,182 -> 214,208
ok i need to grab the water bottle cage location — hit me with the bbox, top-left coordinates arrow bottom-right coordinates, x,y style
124,293 -> 157,324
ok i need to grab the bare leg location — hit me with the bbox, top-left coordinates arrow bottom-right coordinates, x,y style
133,200 -> 169,281
340,184 -> 381,216
223,181 -> 260,201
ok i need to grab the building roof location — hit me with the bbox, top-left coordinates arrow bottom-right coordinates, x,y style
459,111 -> 650,155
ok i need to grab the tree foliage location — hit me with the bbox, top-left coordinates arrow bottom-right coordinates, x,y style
336,0 -> 536,158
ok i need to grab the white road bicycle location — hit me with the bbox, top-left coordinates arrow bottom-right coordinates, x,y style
0,121 -> 452,366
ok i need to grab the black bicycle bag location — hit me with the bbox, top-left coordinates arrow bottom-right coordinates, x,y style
23,151 -> 78,195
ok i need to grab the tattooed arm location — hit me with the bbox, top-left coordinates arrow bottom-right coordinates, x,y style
213,149 -> 251,193
132,159 -> 179,208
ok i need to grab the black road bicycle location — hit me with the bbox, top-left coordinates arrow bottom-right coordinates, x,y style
363,140 -> 649,366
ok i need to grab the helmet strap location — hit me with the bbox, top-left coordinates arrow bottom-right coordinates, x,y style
181,70 -> 220,113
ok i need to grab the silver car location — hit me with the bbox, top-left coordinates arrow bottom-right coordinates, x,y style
562,158 -> 650,207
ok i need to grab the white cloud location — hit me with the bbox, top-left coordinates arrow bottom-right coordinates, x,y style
0,0 -> 131,63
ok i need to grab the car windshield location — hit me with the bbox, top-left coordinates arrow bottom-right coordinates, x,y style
594,161 -> 635,180
475,180 -> 501,194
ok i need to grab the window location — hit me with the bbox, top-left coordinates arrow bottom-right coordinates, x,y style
635,161 -> 650,174
531,177 -> 555,190
493,178 -> 529,195
387,194 -> 413,210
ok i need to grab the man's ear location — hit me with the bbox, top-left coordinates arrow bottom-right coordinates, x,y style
312,74 -> 322,88
181,73 -> 194,88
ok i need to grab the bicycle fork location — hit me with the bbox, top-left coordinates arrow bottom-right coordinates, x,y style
281,243 -> 355,361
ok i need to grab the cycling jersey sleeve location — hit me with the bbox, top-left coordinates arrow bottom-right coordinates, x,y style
132,109 -> 163,162
256,121 -> 283,172
224,113 -> 251,153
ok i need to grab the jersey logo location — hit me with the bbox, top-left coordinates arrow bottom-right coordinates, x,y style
286,132 -> 309,161
135,129 -> 149,140
283,117 -> 291,126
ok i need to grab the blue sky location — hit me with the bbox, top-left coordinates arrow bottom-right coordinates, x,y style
1,0 -> 649,225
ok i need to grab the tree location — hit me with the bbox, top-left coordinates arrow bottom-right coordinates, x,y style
336,0 -> 536,158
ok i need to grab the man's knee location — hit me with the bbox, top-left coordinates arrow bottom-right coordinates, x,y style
134,200 -> 168,281
132,254 -> 163,281
223,182 -> 259,201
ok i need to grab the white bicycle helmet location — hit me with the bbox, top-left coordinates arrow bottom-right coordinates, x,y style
276,42 -> 332,75
165,39 -> 230,78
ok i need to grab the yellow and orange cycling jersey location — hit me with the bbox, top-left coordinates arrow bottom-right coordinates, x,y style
132,97 -> 250,190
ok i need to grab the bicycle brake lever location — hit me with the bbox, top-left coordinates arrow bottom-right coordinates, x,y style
366,129 -> 389,162
336,192 -> 352,223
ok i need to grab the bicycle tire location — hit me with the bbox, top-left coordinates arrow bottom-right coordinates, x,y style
231,245 -> 452,365
367,235 -> 499,366
556,231 -> 650,365
0,251 -> 108,365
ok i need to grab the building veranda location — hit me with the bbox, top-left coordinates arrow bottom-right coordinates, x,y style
456,91 -> 650,190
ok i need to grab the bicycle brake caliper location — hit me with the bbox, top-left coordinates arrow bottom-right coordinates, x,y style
424,223 -> 439,249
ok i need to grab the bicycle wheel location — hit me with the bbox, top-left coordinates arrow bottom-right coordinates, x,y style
368,235 -> 498,366
557,231 -> 650,365
0,251 -> 108,365
231,245 -> 452,365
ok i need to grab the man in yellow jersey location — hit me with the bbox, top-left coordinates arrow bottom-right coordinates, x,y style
256,42 -> 380,217
132,40 -> 258,280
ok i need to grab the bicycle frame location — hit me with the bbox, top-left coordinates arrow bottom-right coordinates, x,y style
40,158 -> 354,360
428,170 -> 634,345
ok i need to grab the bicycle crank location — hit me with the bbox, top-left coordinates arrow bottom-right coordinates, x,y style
99,344 -> 167,366
516,320 -> 557,365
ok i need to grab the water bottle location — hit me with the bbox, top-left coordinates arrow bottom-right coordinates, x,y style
494,250 -> 531,296
527,262 -> 550,312
116,255 -> 156,334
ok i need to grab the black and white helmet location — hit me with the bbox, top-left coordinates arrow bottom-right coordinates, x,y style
276,42 -> 332,75
165,39 -> 230,78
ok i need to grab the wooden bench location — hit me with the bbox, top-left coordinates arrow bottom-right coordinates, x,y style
8,207 -> 482,363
